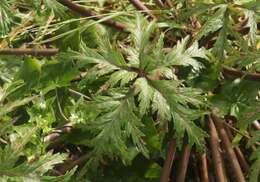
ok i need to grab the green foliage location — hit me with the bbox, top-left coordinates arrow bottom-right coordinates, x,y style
249,147 -> 260,182
72,15 -> 208,152
247,131 -> 260,182
244,9 -> 258,46
165,36 -> 207,70
0,0 -> 13,38
196,4 -> 228,41
0,0 -> 259,181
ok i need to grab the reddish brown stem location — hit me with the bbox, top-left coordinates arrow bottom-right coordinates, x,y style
199,153 -> 209,182
58,153 -> 89,174
164,49 -> 260,82
208,116 -> 227,182
57,0 -> 126,31
222,66 -> 260,82
0,48 -> 58,56
160,138 -> 177,182
175,144 -> 191,182
211,112 -> 246,182
44,123 -> 73,143
223,122 -> 260,146
165,0 -> 173,8
129,0 -> 156,19
237,23 -> 260,35
154,0 -> 164,8
252,121 -> 260,130
225,126 -> 250,175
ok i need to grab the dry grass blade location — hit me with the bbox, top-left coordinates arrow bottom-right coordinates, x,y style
0,12 -> 34,49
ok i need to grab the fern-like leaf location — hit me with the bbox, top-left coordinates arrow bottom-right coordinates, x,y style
244,10 -> 258,46
196,4 -> 227,40
134,78 -> 154,116
165,36 -> 207,71
89,97 -> 148,160
0,0 -> 13,38
150,80 -> 208,149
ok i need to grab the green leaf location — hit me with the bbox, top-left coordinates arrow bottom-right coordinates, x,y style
134,78 -> 154,116
0,147 -> 69,180
151,90 -> 171,121
0,96 -> 36,117
44,0 -> 69,18
247,130 -> 260,148
129,13 -> 157,70
142,117 -> 163,153
106,70 -> 137,88
41,167 -> 77,182
0,0 -> 13,38
89,97 -> 148,160
225,50 -> 260,71
244,10 -> 258,46
171,109 -> 207,150
213,13 -> 228,60
97,34 -> 127,67
17,57 -> 41,89
38,59 -> 78,93
150,80 -> 207,149
165,36 -> 207,71
30,152 -> 67,174
73,41 -> 123,72
249,147 -> 260,182
196,4 -> 227,40
144,163 -> 161,179
210,79 -> 260,128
